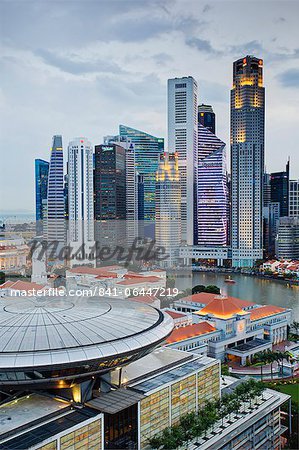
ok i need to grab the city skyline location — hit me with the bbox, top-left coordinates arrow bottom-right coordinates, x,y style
1,0 -> 299,211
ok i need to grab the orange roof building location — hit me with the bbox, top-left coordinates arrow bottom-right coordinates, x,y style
196,296 -> 250,319
166,322 -> 217,345
250,305 -> 286,321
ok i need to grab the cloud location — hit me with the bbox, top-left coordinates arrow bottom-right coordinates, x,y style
203,4 -> 212,13
34,49 -> 125,75
277,68 -> 299,88
186,37 -> 221,55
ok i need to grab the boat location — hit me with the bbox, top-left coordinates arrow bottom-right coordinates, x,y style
225,276 -> 236,284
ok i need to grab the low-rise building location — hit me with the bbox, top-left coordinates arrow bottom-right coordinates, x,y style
173,293 -> 292,364
0,235 -> 29,273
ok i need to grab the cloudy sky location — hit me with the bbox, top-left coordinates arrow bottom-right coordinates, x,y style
1,0 -> 299,212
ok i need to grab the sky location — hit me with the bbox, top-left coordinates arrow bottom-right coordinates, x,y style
1,0 -> 299,212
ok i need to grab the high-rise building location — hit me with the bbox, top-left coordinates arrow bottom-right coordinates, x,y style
94,143 -> 126,220
197,124 -> 228,246
231,56 -> 265,267
270,160 -> 290,217
276,216 -> 299,259
168,76 -> 198,244
263,172 -> 271,207
35,159 -> 49,235
46,135 -> 65,259
198,104 -> 215,134
155,152 -> 181,266
68,137 -> 94,266
119,125 -> 164,223
289,179 -> 299,217
263,202 -> 280,258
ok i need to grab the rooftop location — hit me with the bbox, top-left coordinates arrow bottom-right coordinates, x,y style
164,309 -> 187,320
166,322 -> 217,344
196,296 -> 249,319
250,305 -> 287,321
0,280 -> 47,292
177,292 -> 255,309
68,266 -> 117,278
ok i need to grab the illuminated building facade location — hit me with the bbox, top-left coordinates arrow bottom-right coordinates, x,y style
197,124 -> 229,246
231,56 -> 265,267
68,137 -> 94,266
155,152 -> 181,266
119,125 -> 164,222
168,77 -> 198,244
46,135 -> 65,258
35,158 -> 49,235
276,216 -> 299,259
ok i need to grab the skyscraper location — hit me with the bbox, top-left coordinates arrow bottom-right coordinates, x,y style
231,56 -> 265,267
197,124 -> 228,246
68,137 -> 94,266
198,104 -> 216,134
168,76 -> 198,244
94,143 -> 126,220
289,179 -> 299,217
270,160 -> 290,217
155,152 -> 181,266
119,125 -> 164,223
46,135 -> 65,258
35,159 -> 49,235
276,216 -> 299,259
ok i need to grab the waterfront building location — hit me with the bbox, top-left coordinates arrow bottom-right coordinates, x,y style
289,179 -> 299,217
34,158 -> 49,235
0,235 -> 29,272
198,103 -> 215,133
173,292 -> 291,363
0,291 -> 291,449
263,172 -> 271,207
119,125 -> 164,223
68,137 -> 94,267
155,152 -> 181,267
263,201 -> 280,258
270,160 -> 290,217
168,76 -> 198,244
46,135 -> 65,258
276,216 -> 299,259
231,56 -> 265,267
197,124 -> 229,246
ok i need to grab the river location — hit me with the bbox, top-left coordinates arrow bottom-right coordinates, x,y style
174,271 -> 299,321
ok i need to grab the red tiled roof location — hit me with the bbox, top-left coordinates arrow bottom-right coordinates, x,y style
164,309 -> 187,319
117,276 -> 161,285
180,292 -> 255,309
0,280 -> 15,289
196,296 -> 249,319
250,305 -> 286,321
166,322 -> 216,344
69,267 -> 117,278
130,295 -> 158,304
0,280 -> 47,292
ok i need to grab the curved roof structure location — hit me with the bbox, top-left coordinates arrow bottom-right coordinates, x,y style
0,295 -> 173,386
196,296 -> 248,319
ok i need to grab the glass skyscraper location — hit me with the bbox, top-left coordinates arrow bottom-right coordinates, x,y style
35,158 -> 49,235
197,124 -> 228,246
231,56 -> 265,267
198,104 -> 215,134
119,125 -> 164,222
46,135 -> 65,258
270,160 -> 290,217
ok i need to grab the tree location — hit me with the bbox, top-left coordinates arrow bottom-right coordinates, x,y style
204,285 -> 221,294
0,271 -> 5,285
192,284 -> 206,295
291,321 -> 299,336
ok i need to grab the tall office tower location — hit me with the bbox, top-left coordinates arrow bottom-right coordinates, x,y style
289,179 -> 299,217
263,202 -> 280,258
35,159 -> 49,235
270,160 -> 289,217
119,125 -> 164,223
46,135 -> 65,259
168,77 -> 198,244
198,104 -> 215,134
276,216 -> 299,259
197,124 -> 229,246
231,56 -> 265,267
94,144 -> 126,220
155,152 -> 181,267
263,173 -> 271,207
68,137 -> 94,267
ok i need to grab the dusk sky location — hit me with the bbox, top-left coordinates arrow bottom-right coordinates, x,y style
1,0 -> 299,212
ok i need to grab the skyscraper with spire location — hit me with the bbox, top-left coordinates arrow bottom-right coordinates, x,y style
231,56 -> 265,267
45,135 -> 65,259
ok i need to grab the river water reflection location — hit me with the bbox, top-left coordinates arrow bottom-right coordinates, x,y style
174,272 -> 299,321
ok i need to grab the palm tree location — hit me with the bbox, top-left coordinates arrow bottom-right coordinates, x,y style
255,351 -> 269,380
291,320 -> 299,336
